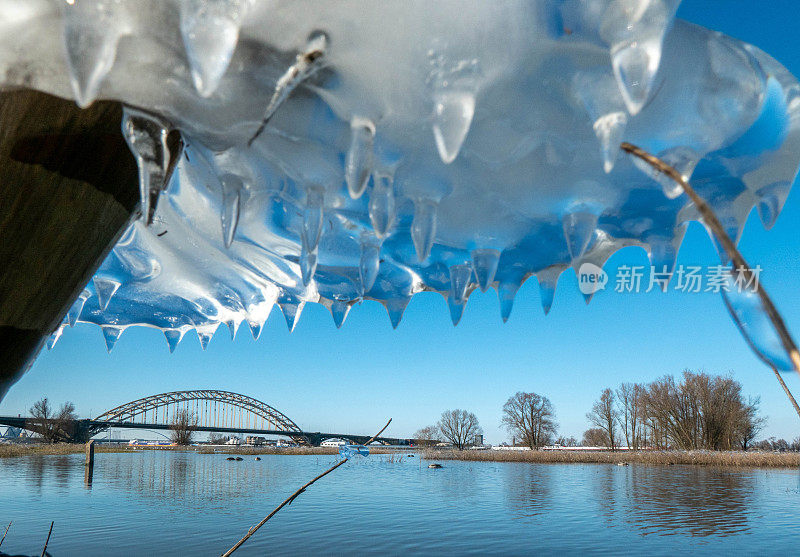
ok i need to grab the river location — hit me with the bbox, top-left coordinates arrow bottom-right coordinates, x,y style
0,451 -> 798,555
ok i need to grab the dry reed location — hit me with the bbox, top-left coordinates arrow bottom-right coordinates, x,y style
423,449 -> 800,468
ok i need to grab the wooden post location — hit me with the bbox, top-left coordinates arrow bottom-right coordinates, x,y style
84,440 -> 95,485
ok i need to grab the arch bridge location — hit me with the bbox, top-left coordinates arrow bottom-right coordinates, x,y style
0,390 -> 412,446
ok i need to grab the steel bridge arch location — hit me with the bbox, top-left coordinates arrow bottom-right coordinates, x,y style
94,390 -> 307,443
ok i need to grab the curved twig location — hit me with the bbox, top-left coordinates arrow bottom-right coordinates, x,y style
222,418 -> 392,556
621,142 -> 800,379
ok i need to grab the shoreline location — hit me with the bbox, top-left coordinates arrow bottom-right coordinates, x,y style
422,449 -> 800,468
2,444 -> 799,467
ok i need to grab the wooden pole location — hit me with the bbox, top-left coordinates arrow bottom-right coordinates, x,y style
84,440 -> 95,485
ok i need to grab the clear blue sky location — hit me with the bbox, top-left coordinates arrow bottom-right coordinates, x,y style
4,0 -> 800,444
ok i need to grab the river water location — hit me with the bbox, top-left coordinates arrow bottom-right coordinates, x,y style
0,451 -> 798,555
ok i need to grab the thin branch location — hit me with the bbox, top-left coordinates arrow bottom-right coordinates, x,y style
41,521 -> 53,557
248,35 -> 327,147
621,142 -> 800,380
221,418 -> 392,556
0,521 -> 10,548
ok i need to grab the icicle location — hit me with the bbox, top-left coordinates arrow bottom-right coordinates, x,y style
562,211 -> 598,261
384,297 -> 410,329
330,300 -> 351,329
278,294 -> 304,332
101,325 -> 123,353
225,319 -> 240,340
246,306 -> 272,341
411,198 -> 438,263
248,320 -> 263,340
659,147 -> 699,199
756,181 -> 791,230
359,235 -> 381,295
121,108 -> 171,226
345,117 -> 375,199
631,146 -> 698,199
46,326 -> 65,351
300,244 -> 318,286
722,273 -> 793,371
447,296 -> 467,327
449,264 -> 472,305
179,0 -> 247,97
220,174 -> 242,248
600,0 -> 673,115
537,268 -> 560,315
93,276 -> 120,311
593,112 -> 627,173
432,89 -> 475,164
302,186 -> 324,253
67,290 -> 90,327
62,0 -> 126,107
249,32 -> 327,144
471,249 -> 500,292
497,281 -> 520,323
369,170 -> 395,238
299,186 -> 323,285
164,329 -> 185,353
647,227 -> 684,289
196,323 -> 219,350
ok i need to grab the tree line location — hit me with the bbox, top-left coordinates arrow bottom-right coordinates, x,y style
415,370 -> 786,452
586,370 -> 766,451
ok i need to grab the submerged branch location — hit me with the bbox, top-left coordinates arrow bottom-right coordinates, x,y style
222,418 -> 392,556
621,142 -> 800,381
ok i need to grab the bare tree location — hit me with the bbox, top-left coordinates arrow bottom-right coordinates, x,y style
29,398 -> 76,443
501,392 -> 558,450
413,425 -> 441,447
208,432 -> 228,445
437,409 -> 482,450
587,388 -> 619,450
556,436 -> 578,447
616,383 -> 643,450
582,428 -> 609,447
734,396 -> 765,451
641,370 -> 765,451
170,409 -> 198,445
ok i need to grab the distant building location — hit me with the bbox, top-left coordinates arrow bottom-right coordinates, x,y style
225,437 -> 242,445
245,436 -> 266,446
320,438 -> 347,447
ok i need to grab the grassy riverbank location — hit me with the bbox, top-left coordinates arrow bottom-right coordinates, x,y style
423,449 -> 800,468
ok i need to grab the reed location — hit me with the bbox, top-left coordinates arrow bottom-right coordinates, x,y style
423,449 -> 800,468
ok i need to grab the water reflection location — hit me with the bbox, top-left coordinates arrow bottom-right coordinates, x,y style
101,452 -> 278,506
596,465 -> 754,536
503,463 -> 553,518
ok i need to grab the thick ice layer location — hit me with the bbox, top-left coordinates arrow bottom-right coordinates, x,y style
2,1 -> 800,353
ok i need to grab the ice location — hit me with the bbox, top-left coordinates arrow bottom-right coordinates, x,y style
338,444 -> 369,458
2,1 -> 800,351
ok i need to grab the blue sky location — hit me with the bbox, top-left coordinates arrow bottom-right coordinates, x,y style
4,0 -> 800,444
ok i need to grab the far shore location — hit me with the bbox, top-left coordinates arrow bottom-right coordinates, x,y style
2,443 -> 799,468
422,448 -> 800,468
